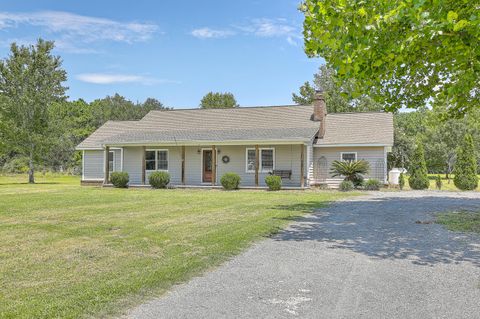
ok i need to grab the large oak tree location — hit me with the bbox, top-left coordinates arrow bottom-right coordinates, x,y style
301,0 -> 479,116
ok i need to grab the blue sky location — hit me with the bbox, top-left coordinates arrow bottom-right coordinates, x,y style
0,0 -> 324,108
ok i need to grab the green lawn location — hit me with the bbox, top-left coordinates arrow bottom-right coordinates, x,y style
436,211 -> 480,234
399,174 -> 480,191
0,174 -> 353,318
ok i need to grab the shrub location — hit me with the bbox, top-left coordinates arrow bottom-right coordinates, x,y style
339,180 -> 354,192
330,160 -> 370,185
149,171 -> 170,189
453,134 -> 478,191
435,175 -> 442,190
352,175 -> 365,188
2,157 -> 29,174
399,172 -> 405,190
220,172 -> 241,190
408,141 -> 429,190
365,179 -> 382,190
265,175 -> 282,191
110,172 -> 129,188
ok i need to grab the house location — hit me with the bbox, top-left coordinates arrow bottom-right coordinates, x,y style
76,92 -> 393,188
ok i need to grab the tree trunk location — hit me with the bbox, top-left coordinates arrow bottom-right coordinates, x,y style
28,157 -> 35,184
28,147 -> 35,184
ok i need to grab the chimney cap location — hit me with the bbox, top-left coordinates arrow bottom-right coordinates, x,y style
314,90 -> 325,100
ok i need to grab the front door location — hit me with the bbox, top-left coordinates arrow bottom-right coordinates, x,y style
202,150 -> 213,183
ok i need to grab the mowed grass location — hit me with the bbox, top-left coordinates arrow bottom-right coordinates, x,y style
0,175 -> 353,318
400,174 -> 480,191
436,211 -> 480,234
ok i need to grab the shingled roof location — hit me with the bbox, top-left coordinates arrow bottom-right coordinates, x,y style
315,112 -> 393,146
76,105 -> 393,149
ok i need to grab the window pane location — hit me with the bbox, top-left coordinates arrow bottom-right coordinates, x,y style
146,160 -> 155,170
247,149 -> 256,171
108,152 -> 114,172
261,149 -> 273,171
157,151 -> 168,170
145,151 -> 155,161
342,153 -> 356,162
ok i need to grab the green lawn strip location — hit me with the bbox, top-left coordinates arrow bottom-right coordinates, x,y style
436,211 -> 480,234
0,175 -> 355,318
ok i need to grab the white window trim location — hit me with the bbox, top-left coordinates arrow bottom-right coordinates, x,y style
340,152 -> 357,162
245,147 -> 275,173
145,149 -> 169,172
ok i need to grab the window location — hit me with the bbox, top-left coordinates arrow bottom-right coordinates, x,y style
108,151 -> 115,172
246,148 -> 275,173
341,152 -> 357,162
145,150 -> 169,171
261,149 -> 274,171
145,151 -> 156,170
157,150 -> 168,170
247,149 -> 256,172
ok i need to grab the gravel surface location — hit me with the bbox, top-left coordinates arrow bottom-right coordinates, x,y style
126,191 -> 480,319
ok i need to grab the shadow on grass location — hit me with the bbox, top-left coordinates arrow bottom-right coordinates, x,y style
273,196 -> 480,267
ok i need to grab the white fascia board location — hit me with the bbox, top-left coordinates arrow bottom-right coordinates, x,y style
103,140 -> 310,147
314,143 -> 391,148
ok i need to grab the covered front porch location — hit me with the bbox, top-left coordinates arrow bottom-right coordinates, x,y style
98,143 -> 309,188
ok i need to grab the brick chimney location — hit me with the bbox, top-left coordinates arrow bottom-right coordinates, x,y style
313,90 -> 327,138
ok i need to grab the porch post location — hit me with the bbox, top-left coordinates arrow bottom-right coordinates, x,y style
300,144 -> 305,188
141,146 -> 146,185
104,146 -> 110,184
212,145 -> 216,186
255,145 -> 259,187
181,145 -> 186,185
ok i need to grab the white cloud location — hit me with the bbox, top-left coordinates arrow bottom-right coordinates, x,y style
0,11 -> 158,51
76,73 -> 178,85
193,18 -> 301,45
244,18 -> 297,38
191,27 -> 235,39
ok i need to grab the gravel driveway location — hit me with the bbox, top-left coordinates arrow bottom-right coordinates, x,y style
127,191 -> 480,319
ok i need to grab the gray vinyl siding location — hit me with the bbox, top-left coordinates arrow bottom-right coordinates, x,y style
216,144 -> 304,187
84,144 -> 307,187
313,146 -> 386,181
123,147 -> 143,184
83,150 -> 104,180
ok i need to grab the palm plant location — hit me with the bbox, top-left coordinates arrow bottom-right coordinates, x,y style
330,160 -> 370,185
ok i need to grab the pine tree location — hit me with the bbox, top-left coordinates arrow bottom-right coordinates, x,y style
453,134 -> 478,190
408,141 -> 429,190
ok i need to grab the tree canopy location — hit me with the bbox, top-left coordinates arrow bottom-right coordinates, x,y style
0,39 -> 67,183
200,92 -> 239,109
301,0 -> 480,116
292,65 -> 383,112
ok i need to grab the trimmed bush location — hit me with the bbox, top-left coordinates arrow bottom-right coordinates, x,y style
110,172 -> 129,188
352,175 -> 365,188
149,171 -> 170,189
365,178 -> 381,190
220,172 -> 241,190
408,141 -> 429,190
399,172 -> 405,190
435,175 -> 442,190
265,175 -> 282,191
339,180 -> 354,192
453,134 -> 478,190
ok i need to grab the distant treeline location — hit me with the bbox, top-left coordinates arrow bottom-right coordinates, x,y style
0,94 -> 170,174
